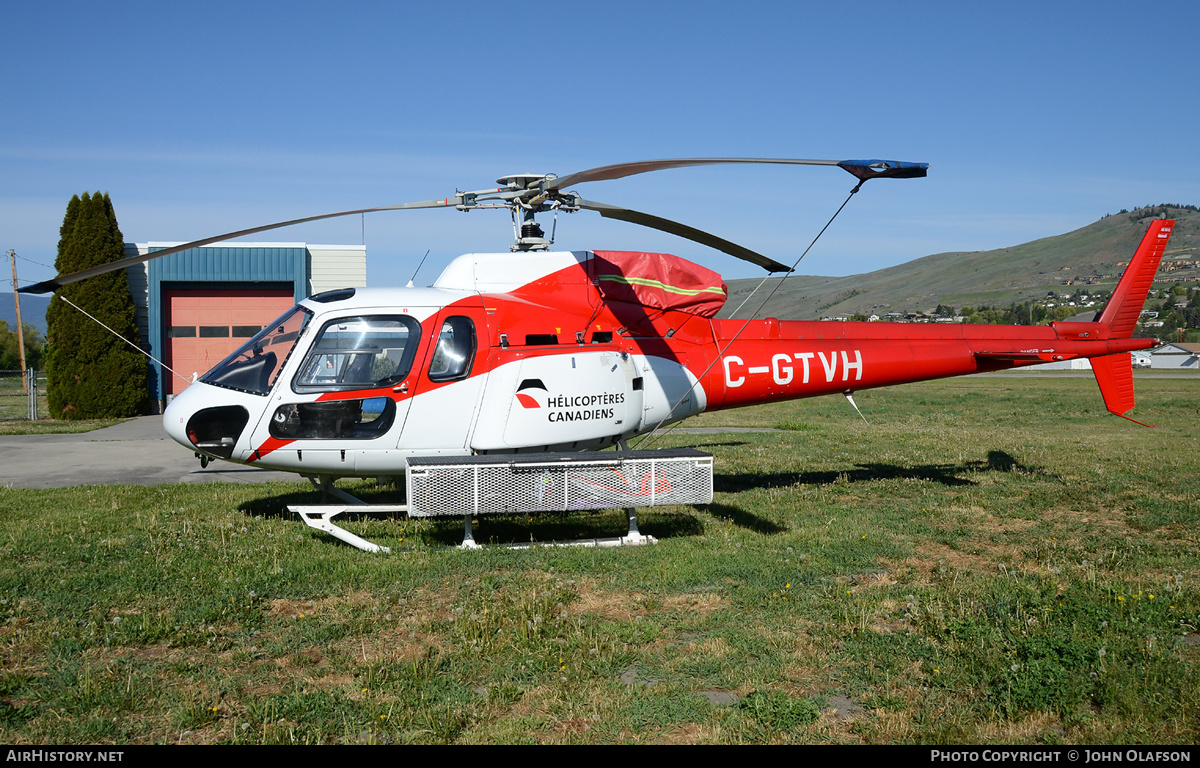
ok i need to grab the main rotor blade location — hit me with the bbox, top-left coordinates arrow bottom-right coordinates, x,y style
548,158 -> 841,192
837,159 -> 928,180
19,197 -> 464,294
577,198 -> 792,273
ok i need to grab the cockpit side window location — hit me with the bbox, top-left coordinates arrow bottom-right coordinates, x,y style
293,315 -> 422,393
201,305 -> 311,396
427,316 -> 476,382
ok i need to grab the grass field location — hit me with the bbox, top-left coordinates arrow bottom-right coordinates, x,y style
1,376 -> 1198,744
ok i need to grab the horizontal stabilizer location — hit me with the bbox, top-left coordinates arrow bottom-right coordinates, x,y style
1091,353 -> 1152,427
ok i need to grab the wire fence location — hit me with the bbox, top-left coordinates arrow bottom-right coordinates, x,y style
0,370 -> 46,420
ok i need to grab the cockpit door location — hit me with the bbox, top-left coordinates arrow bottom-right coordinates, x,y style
395,307 -> 488,454
242,311 -> 431,473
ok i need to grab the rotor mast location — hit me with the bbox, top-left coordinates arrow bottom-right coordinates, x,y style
494,173 -> 567,251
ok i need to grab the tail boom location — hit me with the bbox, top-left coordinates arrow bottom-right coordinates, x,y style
695,219 -> 1173,419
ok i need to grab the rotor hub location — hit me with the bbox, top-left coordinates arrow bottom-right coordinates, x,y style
497,173 -> 556,192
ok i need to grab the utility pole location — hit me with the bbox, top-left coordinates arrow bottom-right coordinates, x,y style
9,249 -> 28,393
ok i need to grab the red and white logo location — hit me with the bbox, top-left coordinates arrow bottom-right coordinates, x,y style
515,379 -> 547,409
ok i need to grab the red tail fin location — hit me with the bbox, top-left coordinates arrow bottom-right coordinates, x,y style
1091,353 -> 1152,426
1089,219 -> 1173,426
1097,219 -> 1174,338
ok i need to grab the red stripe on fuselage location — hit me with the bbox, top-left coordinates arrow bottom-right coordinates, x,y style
247,435 -> 294,462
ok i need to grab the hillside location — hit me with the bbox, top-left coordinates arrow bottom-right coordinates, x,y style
1,293 -> 50,334
722,205 -> 1200,320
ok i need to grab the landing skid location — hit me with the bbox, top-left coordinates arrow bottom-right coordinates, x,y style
291,476 -> 406,553
290,487 -> 655,552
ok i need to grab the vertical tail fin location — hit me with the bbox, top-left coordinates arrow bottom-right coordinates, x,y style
1089,219 -> 1174,426
1096,219 -> 1174,338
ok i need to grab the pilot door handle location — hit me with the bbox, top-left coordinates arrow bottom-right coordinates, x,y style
393,382 -> 409,393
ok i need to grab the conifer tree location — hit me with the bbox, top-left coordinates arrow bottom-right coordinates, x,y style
45,192 -> 147,418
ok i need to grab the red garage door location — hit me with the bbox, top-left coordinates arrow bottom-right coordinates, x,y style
165,288 -> 296,396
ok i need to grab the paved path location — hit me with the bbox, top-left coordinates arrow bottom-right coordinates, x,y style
0,416 -> 296,489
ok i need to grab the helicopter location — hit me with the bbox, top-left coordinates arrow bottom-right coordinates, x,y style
22,158 -> 1173,501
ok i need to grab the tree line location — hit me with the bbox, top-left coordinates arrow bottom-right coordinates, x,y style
0,320 -> 43,371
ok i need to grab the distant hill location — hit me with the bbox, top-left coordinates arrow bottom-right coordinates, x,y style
1,293 -> 50,335
722,205 -> 1200,320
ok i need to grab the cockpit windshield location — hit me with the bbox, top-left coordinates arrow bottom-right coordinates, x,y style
200,305 -> 311,395
293,316 -> 422,392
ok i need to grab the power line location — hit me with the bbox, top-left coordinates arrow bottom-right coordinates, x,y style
13,252 -> 55,271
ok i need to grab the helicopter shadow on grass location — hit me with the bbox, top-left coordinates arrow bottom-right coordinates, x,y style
712,449 -> 1056,494
233,450 -> 1046,546
688,447 -> 1056,535
235,485 -> 708,548
419,507 -> 706,549
235,483 -> 407,522
667,440 -> 750,451
701,450 -> 1053,537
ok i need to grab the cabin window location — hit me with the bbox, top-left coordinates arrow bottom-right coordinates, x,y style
428,316 -> 476,382
294,315 -> 422,393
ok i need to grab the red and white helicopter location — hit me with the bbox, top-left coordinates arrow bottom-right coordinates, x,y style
23,158 -> 1173,543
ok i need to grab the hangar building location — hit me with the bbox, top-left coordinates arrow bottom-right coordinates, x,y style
124,241 -> 366,411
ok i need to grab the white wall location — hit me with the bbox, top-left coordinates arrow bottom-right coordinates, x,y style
308,245 -> 367,294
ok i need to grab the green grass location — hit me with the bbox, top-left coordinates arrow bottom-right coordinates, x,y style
1,376 -> 1198,744
0,418 -> 128,435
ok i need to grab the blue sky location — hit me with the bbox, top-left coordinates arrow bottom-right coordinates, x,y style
4,1 -> 1199,288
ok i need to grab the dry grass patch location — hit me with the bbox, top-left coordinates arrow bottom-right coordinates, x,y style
653,721 -> 710,744
907,543 -> 996,575
972,712 -> 1064,744
551,716 -> 596,737
265,588 -> 383,620
312,672 -> 355,692
567,579 -> 726,622
568,579 -> 639,621
507,683 -> 555,719
340,626 -> 437,666
776,661 -> 834,691
662,592 -> 727,613
964,507 -> 1038,534
689,636 -> 735,657
1040,505 -> 1130,532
